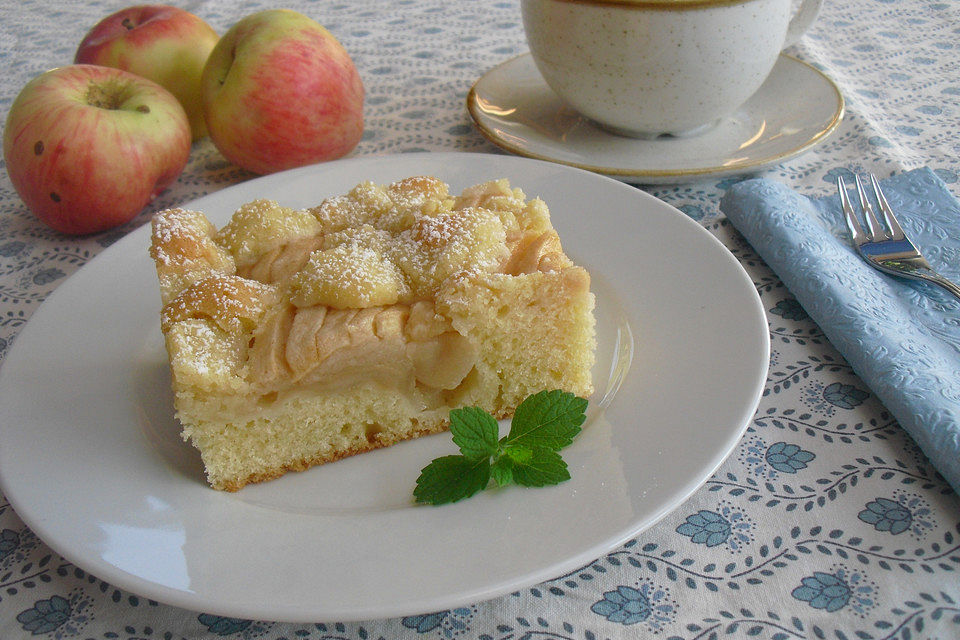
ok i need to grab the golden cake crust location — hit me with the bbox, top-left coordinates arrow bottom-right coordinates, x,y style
151,176 -> 596,491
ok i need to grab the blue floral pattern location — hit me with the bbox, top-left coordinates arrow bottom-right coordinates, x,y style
821,383 -> 870,411
792,572 -> 853,612
197,614 -> 251,636
0,0 -> 959,639
859,497 -> 913,535
15,590 -> 92,639
675,502 -> 754,553
592,586 -> 653,624
765,442 -> 816,474
676,511 -> 732,548
770,298 -> 808,321
792,566 -> 878,617
739,436 -> 816,479
401,607 -> 475,638
17,596 -> 71,635
800,381 -> 871,416
591,580 -> 677,632
858,491 -> 935,539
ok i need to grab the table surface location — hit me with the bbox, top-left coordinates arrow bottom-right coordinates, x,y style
1,1 -> 958,639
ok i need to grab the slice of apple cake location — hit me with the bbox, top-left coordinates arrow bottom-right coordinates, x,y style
149,176 -> 595,491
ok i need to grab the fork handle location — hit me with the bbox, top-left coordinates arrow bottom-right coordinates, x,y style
921,271 -> 960,302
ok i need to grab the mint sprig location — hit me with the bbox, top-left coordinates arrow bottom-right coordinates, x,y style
413,390 -> 588,505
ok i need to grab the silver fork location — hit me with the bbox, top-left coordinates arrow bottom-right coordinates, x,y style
837,174 -> 960,302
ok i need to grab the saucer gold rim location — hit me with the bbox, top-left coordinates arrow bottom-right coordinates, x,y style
466,53 -> 845,182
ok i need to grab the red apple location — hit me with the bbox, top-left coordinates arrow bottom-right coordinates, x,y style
201,9 -> 364,175
75,5 -> 219,140
3,64 -> 191,235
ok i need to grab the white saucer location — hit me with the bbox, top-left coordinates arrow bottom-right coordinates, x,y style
467,53 -> 844,184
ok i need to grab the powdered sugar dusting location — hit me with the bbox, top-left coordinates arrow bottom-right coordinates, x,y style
161,274 -> 276,334
150,208 -> 208,266
153,177 -> 536,316
282,178 -> 516,308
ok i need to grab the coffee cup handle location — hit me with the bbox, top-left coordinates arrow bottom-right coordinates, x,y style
783,0 -> 823,48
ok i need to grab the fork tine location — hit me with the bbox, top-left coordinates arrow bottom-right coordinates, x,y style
869,174 -> 906,241
838,176 -> 867,244
854,175 -> 889,241
840,174 -> 960,301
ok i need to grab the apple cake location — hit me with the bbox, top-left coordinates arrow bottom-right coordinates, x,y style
150,176 -> 596,491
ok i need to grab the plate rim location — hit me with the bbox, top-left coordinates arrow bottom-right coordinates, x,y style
467,53 -> 845,180
0,152 -> 770,621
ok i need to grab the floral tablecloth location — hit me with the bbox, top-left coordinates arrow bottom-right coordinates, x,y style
1,1 -> 958,639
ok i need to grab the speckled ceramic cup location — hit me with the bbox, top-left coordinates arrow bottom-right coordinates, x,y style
521,0 -> 823,138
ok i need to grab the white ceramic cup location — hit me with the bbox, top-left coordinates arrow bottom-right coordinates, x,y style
521,0 -> 824,138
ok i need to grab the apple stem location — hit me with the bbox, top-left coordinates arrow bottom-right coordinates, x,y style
121,17 -> 136,30
85,83 -> 124,110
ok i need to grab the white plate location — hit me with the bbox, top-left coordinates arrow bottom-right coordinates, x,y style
0,153 -> 768,622
468,54 -> 844,184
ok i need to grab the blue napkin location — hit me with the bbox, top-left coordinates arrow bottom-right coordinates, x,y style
720,168 -> 960,494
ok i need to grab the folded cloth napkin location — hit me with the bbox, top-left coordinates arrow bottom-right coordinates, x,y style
720,167 -> 960,494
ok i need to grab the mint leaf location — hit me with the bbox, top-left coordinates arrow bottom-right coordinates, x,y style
511,447 -> 570,487
503,390 -> 587,451
413,455 -> 490,505
414,390 -> 588,505
449,406 -> 500,461
490,457 -> 514,487
503,444 -> 533,464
